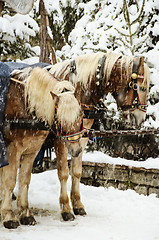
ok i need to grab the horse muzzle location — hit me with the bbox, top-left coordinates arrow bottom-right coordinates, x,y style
68,145 -> 82,158
125,109 -> 146,128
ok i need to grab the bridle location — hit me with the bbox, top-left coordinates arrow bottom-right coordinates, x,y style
56,120 -> 85,143
115,59 -> 148,113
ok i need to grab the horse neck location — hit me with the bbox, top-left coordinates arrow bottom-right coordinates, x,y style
106,56 -> 132,97
5,81 -> 30,120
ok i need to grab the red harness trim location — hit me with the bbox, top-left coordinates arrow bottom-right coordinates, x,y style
56,120 -> 84,142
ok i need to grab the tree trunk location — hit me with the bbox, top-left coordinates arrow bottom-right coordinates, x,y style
0,1 -> 4,16
39,0 -> 51,64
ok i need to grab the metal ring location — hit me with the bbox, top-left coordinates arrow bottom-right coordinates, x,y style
133,83 -> 138,91
129,81 -> 133,88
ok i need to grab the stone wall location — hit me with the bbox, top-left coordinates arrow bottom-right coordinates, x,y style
35,157 -> 159,197
81,161 -> 159,197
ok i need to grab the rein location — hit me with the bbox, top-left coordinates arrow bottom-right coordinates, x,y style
10,77 -> 25,85
3,119 -> 51,131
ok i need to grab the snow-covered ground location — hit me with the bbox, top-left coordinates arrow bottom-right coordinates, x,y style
1,151 -> 159,240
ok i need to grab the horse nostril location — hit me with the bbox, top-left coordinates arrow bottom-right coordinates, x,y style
72,147 -> 82,158
74,147 -> 82,157
123,113 -> 128,120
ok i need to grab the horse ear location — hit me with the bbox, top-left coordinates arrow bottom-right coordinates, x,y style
50,91 -> 59,105
74,82 -> 81,103
11,67 -> 32,80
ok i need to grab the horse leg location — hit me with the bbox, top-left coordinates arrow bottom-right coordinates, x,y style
71,119 -> 94,216
71,138 -> 89,216
1,143 -> 20,229
54,139 -> 74,221
17,152 -> 38,225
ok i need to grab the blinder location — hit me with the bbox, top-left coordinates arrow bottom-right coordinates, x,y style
119,58 -> 147,113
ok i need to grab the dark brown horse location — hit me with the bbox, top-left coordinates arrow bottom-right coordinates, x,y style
49,51 -> 150,220
0,67 -> 84,229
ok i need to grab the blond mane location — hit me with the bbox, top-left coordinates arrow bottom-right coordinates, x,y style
56,93 -> 81,127
25,67 -> 79,127
50,52 -> 150,90
50,52 -> 122,89
144,63 -> 150,89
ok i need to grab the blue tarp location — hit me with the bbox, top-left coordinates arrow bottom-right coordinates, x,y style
0,61 -> 51,168
0,63 -> 11,168
5,62 -> 50,72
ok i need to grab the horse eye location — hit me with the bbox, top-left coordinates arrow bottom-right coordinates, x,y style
139,86 -> 146,92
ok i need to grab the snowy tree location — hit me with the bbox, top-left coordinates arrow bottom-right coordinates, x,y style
60,0 -> 159,58
0,0 -> 86,61
0,2 -> 39,61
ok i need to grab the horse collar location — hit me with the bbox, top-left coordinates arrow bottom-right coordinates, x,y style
96,55 -> 107,98
69,60 -> 77,85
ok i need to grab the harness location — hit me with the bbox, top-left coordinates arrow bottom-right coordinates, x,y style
118,59 -> 147,113
96,55 -> 106,98
6,77 -> 85,143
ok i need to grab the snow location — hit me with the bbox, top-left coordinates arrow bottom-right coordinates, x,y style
1,165 -> 159,240
83,151 -> 159,170
49,150 -> 159,170
0,14 -> 39,41
1,150 -> 159,238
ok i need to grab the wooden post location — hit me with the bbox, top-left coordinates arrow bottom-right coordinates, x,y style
39,0 -> 57,64
0,1 -> 4,16
39,0 -> 51,64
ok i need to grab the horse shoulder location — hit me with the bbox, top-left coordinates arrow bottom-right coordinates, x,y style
5,82 -> 28,119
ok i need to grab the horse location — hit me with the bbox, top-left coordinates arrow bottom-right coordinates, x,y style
0,66 -> 84,229
48,51 -> 150,219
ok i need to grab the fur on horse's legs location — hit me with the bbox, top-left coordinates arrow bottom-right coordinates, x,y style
17,152 -> 38,226
71,138 -> 89,216
71,154 -> 85,215
54,139 -> 74,221
70,119 -> 94,216
1,143 -> 20,229
70,119 -> 93,216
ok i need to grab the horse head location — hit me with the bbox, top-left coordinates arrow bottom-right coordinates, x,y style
113,56 -> 150,128
50,81 -> 84,157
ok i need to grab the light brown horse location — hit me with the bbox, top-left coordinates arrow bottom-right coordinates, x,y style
49,51 -> 150,220
0,67 -> 84,229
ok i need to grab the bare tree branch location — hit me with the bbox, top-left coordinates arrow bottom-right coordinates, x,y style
131,0 -> 145,25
